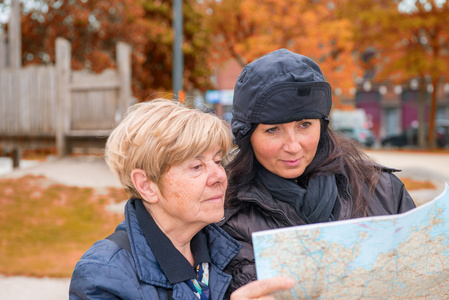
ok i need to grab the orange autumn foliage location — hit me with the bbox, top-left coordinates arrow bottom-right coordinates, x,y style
20,0 -> 214,101
202,0 -> 362,102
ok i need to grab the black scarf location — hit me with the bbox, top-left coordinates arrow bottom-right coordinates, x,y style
258,167 -> 338,224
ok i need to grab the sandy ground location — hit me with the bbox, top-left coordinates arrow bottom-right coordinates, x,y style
0,151 -> 448,300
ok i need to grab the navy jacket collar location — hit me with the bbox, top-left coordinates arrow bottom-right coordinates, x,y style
135,199 -> 210,283
124,198 -> 241,288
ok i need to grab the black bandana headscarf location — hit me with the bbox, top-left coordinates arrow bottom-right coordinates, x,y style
258,167 -> 339,224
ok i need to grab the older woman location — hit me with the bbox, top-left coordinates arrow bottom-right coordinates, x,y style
69,99 -> 293,299
220,49 -> 416,294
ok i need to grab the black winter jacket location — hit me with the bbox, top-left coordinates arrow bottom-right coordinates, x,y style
219,168 -> 416,295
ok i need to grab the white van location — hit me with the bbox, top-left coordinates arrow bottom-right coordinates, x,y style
330,109 -> 375,147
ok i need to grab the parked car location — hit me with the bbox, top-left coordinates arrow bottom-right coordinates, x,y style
436,119 -> 449,147
331,109 -> 376,147
382,120 -> 449,148
335,127 -> 376,147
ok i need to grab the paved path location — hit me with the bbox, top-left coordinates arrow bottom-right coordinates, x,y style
0,275 -> 70,300
0,155 -> 121,188
366,150 -> 449,205
0,151 -> 448,300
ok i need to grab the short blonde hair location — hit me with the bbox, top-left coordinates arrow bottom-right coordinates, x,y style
104,99 -> 232,198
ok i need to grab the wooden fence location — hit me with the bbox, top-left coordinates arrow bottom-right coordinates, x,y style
0,38 -> 132,166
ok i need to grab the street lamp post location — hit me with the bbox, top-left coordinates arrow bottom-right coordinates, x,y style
173,0 -> 183,101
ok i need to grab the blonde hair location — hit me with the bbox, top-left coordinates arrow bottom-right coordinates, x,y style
104,99 -> 232,198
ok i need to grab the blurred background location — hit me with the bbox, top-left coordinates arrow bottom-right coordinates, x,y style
0,0 -> 449,299
1,0 -> 449,154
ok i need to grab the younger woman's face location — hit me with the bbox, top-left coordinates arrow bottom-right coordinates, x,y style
250,120 -> 321,179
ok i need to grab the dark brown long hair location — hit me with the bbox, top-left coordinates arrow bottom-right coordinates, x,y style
225,119 -> 380,217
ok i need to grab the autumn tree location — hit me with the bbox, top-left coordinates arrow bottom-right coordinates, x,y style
202,0 -> 361,105
18,0 -> 214,101
337,0 -> 449,147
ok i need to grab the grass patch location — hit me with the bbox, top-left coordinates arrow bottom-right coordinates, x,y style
401,177 -> 436,191
0,175 -> 127,278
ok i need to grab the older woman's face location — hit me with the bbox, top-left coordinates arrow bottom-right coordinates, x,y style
156,147 -> 227,228
251,120 -> 321,179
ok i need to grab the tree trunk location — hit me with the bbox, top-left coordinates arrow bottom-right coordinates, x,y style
417,78 -> 426,148
428,77 -> 438,148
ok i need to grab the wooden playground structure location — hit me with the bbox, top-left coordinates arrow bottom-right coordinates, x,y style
0,0 -> 132,167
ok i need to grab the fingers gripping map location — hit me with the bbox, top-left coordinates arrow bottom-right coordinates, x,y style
253,184 -> 449,299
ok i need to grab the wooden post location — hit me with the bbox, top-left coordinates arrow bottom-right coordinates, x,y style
55,38 -> 71,157
116,42 -> 132,120
8,0 -> 21,69
11,148 -> 21,168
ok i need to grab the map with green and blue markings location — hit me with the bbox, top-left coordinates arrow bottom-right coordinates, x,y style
253,184 -> 449,299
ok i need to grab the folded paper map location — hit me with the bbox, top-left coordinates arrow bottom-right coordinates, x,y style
253,184 -> 449,299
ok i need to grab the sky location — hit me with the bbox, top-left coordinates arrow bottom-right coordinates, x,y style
0,0 -> 47,25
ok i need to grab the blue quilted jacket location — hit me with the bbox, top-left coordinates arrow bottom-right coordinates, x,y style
69,200 -> 241,300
